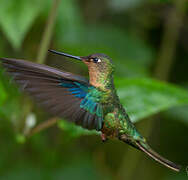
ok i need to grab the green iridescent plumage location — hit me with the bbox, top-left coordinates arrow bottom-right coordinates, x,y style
0,50 -> 181,172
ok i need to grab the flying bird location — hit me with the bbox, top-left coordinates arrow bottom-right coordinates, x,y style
0,49 -> 181,172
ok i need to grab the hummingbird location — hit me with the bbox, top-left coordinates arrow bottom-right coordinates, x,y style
0,49 -> 180,172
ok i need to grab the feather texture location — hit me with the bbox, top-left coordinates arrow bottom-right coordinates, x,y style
0,58 -> 103,130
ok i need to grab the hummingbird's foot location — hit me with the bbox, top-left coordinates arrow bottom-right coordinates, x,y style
101,133 -> 108,142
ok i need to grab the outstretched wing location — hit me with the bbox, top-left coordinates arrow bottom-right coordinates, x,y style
0,58 -> 103,130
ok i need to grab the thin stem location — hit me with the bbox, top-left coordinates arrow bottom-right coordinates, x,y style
154,0 -> 186,81
22,0 -> 61,137
26,117 -> 58,137
37,0 -> 61,64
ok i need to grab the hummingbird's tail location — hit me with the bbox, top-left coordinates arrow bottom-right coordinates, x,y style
135,141 -> 181,172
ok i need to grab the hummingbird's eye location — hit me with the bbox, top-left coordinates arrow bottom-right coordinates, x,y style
92,57 -> 101,63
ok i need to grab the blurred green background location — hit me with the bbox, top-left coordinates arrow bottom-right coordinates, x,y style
0,0 -> 188,179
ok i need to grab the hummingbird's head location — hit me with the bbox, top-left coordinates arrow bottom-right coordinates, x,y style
49,50 -> 115,88
81,53 -> 113,71
81,53 -> 114,83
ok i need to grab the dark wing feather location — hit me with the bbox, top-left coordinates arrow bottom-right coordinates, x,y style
0,58 -> 103,130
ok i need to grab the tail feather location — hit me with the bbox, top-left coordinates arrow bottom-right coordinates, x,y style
135,141 -> 181,172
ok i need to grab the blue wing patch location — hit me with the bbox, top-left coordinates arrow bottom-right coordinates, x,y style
60,81 -> 103,130
60,81 -> 88,98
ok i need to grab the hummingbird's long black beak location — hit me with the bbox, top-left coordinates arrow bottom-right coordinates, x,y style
48,49 -> 82,61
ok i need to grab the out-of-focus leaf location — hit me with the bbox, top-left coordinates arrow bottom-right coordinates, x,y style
56,0 -> 83,33
54,161 -> 110,180
164,106 -> 188,126
151,0 -> 171,3
108,0 -> 143,11
1,165 -> 44,180
0,81 -> 7,105
163,173 -> 188,180
115,78 -> 188,123
58,120 -> 99,138
16,134 -> 26,144
1,160 -> 110,180
163,83 -> 188,126
0,68 -> 25,129
0,0 -> 44,49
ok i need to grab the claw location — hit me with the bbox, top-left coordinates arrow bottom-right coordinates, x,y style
101,133 -> 108,142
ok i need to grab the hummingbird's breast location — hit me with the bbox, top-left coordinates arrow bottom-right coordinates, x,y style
87,66 -> 136,138
88,63 -> 114,90
101,95 -> 138,139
